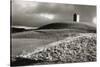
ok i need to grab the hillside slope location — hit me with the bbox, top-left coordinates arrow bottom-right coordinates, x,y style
11,33 -> 96,66
38,23 -> 96,33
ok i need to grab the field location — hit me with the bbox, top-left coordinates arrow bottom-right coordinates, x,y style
12,29 -> 90,56
12,38 -> 54,57
11,29 -> 96,66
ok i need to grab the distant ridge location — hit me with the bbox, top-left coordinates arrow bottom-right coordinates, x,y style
11,26 -> 37,33
38,22 -> 96,33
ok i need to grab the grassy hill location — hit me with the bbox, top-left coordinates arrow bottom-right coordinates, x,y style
11,22 -> 96,66
38,22 -> 96,33
11,33 -> 96,66
12,22 -> 96,38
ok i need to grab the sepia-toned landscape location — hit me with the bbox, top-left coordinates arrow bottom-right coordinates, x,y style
11,0 -> 96,66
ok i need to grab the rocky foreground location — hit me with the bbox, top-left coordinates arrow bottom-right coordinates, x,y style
11,33 -> 96,66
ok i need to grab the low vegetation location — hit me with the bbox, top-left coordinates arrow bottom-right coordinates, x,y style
11,33 -> 96,66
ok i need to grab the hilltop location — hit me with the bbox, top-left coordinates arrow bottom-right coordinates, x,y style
38,22 -> 96,33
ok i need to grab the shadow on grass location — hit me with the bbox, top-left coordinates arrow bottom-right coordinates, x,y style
11,57 -> 96,66
11,57 -> 63,66
11,57 -> 45,66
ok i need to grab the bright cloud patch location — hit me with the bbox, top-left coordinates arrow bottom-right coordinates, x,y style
93,17 -> 97,24
40,13 -> 55,20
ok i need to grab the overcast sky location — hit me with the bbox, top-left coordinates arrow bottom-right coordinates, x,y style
11,0 -> 96,27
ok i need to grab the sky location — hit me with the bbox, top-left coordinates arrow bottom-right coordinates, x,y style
11,0 -> 96,27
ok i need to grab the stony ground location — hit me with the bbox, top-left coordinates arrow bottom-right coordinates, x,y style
11,33 -> 96,66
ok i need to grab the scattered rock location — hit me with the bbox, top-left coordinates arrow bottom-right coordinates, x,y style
11,33 -> 96,66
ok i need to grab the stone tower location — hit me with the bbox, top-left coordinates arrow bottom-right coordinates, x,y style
73,13 -> 80,23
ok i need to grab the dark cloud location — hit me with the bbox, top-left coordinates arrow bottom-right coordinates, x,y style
11,0 -> 96,27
